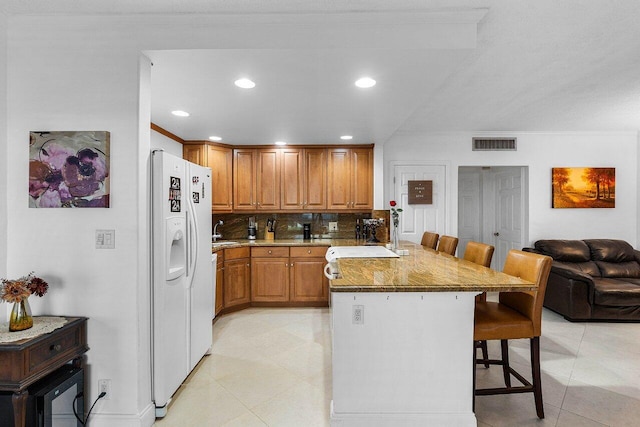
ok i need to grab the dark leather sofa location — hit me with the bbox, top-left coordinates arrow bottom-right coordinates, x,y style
524,239 -> 640,321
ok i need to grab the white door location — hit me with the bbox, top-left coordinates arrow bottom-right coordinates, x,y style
490,167 -> 526,270
458,166 -> 527,270
393,164 -> 447,244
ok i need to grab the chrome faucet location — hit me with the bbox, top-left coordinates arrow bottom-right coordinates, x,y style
213,220 -> 223,242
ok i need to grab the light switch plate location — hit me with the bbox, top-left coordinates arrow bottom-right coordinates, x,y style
96,229 -> 115,249
329,222 -> 338,232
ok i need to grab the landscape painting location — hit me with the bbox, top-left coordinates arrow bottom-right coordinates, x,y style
29,131 -> 110,208
552,167 -> 615,208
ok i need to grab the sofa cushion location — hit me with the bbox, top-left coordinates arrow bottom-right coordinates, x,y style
534,240 -> 591,262
593,278 -> 640,306
595,261 -> 640,278
554,260 -> 600,277
584,239 -> 636,262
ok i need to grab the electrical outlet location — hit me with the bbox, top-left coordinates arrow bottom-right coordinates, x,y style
98,379 -> 111,400
352,305 -> 364,325
329,222 -> 338,232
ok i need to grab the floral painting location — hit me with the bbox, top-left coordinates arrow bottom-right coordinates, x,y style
552,167 -> 615,208
29,131 -> 110,208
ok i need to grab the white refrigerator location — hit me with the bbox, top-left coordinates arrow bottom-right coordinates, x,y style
151,150 -> 214,417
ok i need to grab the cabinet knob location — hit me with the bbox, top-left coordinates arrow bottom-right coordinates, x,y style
307,250 -> 311,254
268,250 -> 272,254
50,344 -> 61,352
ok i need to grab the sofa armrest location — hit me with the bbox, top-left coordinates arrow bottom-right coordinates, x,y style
550,263 -> 595,284
544,263 -> 594,321
634,249 -> 640,264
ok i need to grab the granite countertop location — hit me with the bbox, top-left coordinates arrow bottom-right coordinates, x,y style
212,238 -> 367,252
329,241 -> 537,293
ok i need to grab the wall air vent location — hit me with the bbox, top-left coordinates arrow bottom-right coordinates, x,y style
472,137 -> 517,151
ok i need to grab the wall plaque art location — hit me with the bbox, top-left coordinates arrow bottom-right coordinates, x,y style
29,131 -> 110,208
407,180 -> 433,204
552,167 -> 615,208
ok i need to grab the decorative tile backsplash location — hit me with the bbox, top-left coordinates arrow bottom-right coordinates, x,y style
212,211 -> 390,241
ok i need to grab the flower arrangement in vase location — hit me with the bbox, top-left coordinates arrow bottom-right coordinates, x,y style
390,200 -> 403,249
1,272 -> 49,331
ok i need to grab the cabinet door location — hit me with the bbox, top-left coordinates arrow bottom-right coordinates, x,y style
351,148 -> 373,210
215,254 -> 224,315
208,145 -> 233,212
281,148 -> 304,210
326,148 -> 351,210
251,258 -> 289,302
290,258 -> 329,303
303,148 -> 326,210
223,258 -> 251,307
256,149 -> 281,210
233,149 -> 256,211
183,144 -> 207,166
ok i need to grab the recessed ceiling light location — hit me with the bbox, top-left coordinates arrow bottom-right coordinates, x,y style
355,77 -> 376,88
171,110 -> 190,117
340,135 -> 353,140
234,78 -> 256,89
274,141 -> 287,146
209,136 -> 222,141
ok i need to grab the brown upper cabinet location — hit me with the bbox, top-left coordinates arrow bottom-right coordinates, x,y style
234,148 -> 282,211
184,142 -> 372,213
183,143 -> 233,213
327,147 -> 373,210
281,148 -> 327,211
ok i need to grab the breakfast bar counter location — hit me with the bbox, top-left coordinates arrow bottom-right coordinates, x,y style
329,242 -> 535,427
329,241 -> 535,293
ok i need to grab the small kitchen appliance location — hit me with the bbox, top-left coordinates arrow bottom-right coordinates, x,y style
303,223 -> 311,239
248,216 -> 257,240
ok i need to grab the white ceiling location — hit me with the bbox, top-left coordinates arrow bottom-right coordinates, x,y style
6,1 -> 640,145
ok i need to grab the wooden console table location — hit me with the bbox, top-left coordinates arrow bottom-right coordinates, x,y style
0,317 -> 88,427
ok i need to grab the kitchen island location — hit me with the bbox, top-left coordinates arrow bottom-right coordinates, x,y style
329,242 -> 536,427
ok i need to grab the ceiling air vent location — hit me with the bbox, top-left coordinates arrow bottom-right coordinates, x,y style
472,137 -> 517,151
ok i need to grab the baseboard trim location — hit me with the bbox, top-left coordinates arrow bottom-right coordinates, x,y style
83,403 -> 156,427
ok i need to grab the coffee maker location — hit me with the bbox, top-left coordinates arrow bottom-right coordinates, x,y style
248,216 -> 257,240
303,223 -> 311,240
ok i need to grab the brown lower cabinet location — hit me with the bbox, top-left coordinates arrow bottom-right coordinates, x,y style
290,246 -> 329,302
217,245 -> 329,315
251,247 -> 290,302
222,247 -> 251,310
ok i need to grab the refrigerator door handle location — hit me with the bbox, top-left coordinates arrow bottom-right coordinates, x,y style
186,194 -> 199,289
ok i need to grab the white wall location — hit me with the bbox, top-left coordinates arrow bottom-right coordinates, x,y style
384,132 -> 638,246
151,128 -> 183,157
7,16 -> 153,426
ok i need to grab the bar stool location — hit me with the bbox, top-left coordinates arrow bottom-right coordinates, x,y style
420,231 -> 439,249
473,249 -> 552,419
463,241 -> 495,367
436,235 -> 458,255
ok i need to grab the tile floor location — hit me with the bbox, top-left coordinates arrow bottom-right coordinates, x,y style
154,305 -> 640,427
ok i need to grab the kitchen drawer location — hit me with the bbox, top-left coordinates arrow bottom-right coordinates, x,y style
225,246 -> 250,260
251,247 -> 289,258
28,328 -> 81,373
290,246 -> 329,258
